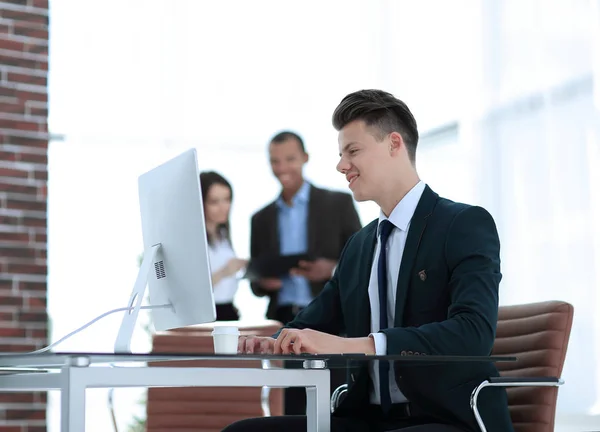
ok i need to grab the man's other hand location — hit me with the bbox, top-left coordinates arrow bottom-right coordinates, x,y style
290,258 -> 336,282
259,278 -> 283,291
238,335 -> 276,354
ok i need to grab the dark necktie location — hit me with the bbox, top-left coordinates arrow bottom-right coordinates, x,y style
378,219 -> 394,412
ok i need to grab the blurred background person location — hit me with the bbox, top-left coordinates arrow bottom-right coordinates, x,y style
201,171 -> 247,321
249,131 -> 362,415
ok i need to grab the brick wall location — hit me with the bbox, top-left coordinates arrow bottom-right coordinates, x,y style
0,0 -> 50,430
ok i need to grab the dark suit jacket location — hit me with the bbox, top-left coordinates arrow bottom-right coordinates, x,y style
282,185 -> 514,432
250,184 -> 362,320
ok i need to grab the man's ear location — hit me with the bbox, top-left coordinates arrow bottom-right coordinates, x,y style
389,132 -> 404,154
303,152 -> 309,164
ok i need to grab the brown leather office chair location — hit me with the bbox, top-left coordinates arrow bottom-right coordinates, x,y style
471,300 -> 574,432
146,320 -> 284,432
330,301 -> 574,432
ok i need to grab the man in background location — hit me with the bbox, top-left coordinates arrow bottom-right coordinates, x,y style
250,130 -> 362,415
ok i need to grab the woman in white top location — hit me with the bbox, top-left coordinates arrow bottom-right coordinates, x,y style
200,171 -> 247,321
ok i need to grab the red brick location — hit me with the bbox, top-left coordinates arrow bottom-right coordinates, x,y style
0,426 -> 22,432
1,0 -> 28,5
0,118 -> 42,131
18,281 -> 45,292
1,10 -> 48,26
0,278 -> 13,290
12,23 -> 48,40
0,99 -> 25,115
0,181 -> 38,194
5,198 -> 46,212
0,343 -> 38,352
0,295 -> 23,306
0,232 -> 30,243
21,217 -> 46,228
27,426 -> 48,432
28,106 -> 47,117
0,327 -> 27,338
0,215 -> 21,226
17,311 -> 47,323
33,232 -> 45,243
24,294 -> 46,308
0,392 -> 35,404
4,408 -> 45,420
0,311 -> 14,320
15,90 -> 47,103
0,167 -> 30,178
0,53 -> 39,69
27,328 -> 47,338
1,134 -> 47,148
0,38 -> 26,52
6,263 -> 46,275
15,150 -> 48,165
33,170 -> 46,180
2,132 -> 48,148
32,0 -> 49,8
0,247 -> 37,259
7,72 -> 47,87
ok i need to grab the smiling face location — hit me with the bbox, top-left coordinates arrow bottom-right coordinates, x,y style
336,119 -> 413,213
269,137 -> 308,193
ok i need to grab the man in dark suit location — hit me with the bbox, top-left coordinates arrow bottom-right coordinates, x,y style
227,90 -> 513,432
250,130 -> 362,414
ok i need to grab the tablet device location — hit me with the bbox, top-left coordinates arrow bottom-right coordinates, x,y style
243,254 -> 312,281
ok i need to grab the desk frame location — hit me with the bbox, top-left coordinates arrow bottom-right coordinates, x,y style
0,358 -> 331,432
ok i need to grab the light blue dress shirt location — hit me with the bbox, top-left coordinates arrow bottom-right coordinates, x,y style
276,181 -> 313,307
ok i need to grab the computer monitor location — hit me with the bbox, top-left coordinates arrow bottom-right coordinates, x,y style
114,148 -> 216,353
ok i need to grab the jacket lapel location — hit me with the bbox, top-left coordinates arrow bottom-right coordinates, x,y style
264,203 -> 280,255
393,185 -> 438,327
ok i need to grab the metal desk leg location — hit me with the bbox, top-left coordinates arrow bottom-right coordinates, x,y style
304,361 -> 331,432
60,357 -> 89,432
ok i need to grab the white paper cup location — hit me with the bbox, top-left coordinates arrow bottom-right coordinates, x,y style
211,326 -> 240,354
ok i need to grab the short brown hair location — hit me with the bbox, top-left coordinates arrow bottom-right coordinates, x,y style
332,89 -> 419,162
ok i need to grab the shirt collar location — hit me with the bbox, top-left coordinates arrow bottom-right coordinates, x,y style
378,181 -> 426,233
276,180 -> 311,208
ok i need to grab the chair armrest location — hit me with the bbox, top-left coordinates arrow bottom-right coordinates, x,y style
470,377 -> 564,432
330,384 -> 348,413
488,376 -> 562,385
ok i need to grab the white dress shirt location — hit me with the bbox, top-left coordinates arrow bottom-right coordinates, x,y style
208,239 -> 239,304
368,180 -> 426,405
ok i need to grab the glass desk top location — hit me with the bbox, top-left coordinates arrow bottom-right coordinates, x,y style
0,351 -> 517,369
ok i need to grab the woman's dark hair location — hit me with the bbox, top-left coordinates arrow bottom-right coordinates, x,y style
199,171 -> 233,246
332,89 -> 419,163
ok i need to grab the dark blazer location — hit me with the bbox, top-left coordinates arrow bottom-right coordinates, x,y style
283,185 -> 514,432
250,184 -> 362,320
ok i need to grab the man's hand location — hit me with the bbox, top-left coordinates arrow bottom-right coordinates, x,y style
290,259 -> 336,282
274,328 -> 376,355
238,335 -> 276,354
259,278 -> 283,291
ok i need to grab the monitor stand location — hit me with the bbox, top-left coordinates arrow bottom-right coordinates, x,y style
114,243 -> 162,354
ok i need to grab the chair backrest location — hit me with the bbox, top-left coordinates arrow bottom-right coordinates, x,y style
492,301 -> 574,432
146,320 -> 284,432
